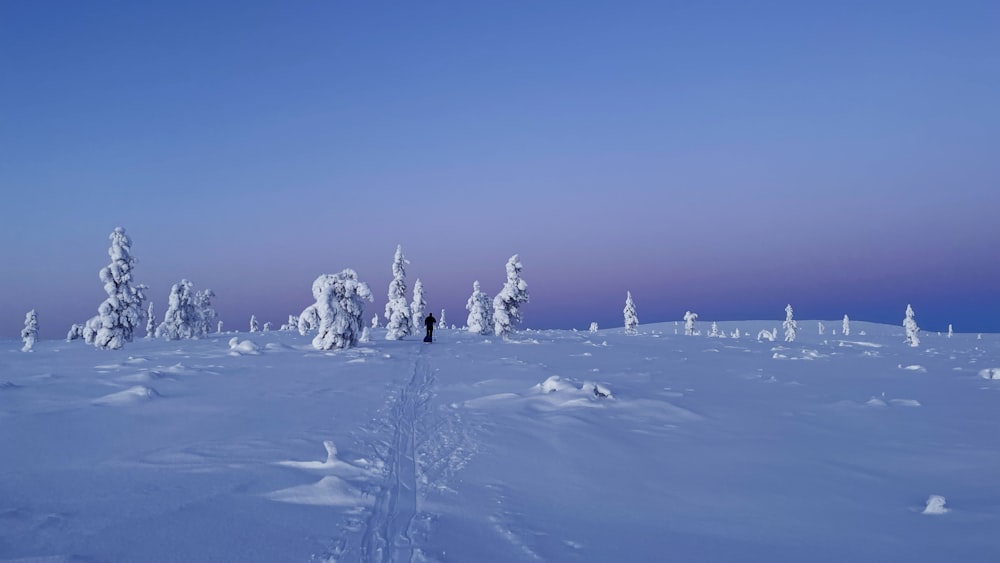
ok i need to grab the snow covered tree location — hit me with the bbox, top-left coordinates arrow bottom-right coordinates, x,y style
308,270 -> 373,350
145,302 -> 155,339
193,289 -> 216,337
280,315 -> 298,331
67,323 -> 85,342
783,304 -> 798,342
384,245 -> 412,340
155,280 -> 197,340
83,227 -> 147,350
250,314 -> 259,333
21,309 -> 38,352
842,314 -> 851,336
410,278 -> 426,332
903,304 -> 921,347
217,321 -> 223,334
948,324 -> 953,338
438,309 -> 446,329
818,321 -> 825,336
590,322 -> 599,333
623,291 -> 638,335
263,322 -> 271,332
465,280 -> 493,335
493,254 -> 529,339
683,311 -> 698,336
298,306 -> 319,335
371,315 -> 379,329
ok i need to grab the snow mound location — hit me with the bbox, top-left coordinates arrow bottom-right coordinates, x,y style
534,376 -> 613,399
537,375 -> 575,393
93,385 -> 160,406
866,397 -> 887,407
228,337 -> 261,356
266,475 -> 368,507
890,399 -> 922,407
922,495 -> 949,515
1,381 -> 20,390
978,368 -> 1000,380
899,364 -> 926,372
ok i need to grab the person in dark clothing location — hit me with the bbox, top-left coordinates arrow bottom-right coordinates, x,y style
424,313 -> 436,342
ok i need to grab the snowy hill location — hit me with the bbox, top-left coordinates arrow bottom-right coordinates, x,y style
2,322 -> 999,562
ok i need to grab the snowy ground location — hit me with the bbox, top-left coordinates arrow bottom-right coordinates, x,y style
2,321 -> 999,562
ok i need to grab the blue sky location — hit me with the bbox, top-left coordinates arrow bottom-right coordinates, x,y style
2,1 -> 998,339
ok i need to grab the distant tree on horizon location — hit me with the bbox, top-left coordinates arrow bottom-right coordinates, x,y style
83,227 -> 147,350
384,245 -> 413,340
466,280 -> 493,335
948,324 -> 953,338
439,309 -> 446,330
308,270 -> 373,350
624,291 -> 638,335
904,304 -> 921,347
146,302 -> 155,339
818,321 -> 825,336
683,311 -> 698,336
250,314 -> 259,333
842,314 -> 851,336
21,309 -> 38,352
783,304 -> 798,342
280,315 -> 298,331
410,278 -> 426,333
493,254 -> 529,339
709,322 -> 720,338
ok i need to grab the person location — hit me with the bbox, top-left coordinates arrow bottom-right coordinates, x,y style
424,312 -> 436,342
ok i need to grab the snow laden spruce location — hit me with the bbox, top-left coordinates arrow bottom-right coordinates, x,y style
904,304 -> 921,347
21,309 -> 38,352
783,304 -> 798,342
684,311 -> 699,336
492,255 -> 529,339
465,280 -> 493,335
82,227 -> 147,350
623,291 -> 638,335
410,278 -> 426,334
384,245 -> 413,340
154,279 -> 217,340
298,270 -> 372,350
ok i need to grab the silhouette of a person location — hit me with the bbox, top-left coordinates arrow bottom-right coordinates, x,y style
424,313 -> 436,341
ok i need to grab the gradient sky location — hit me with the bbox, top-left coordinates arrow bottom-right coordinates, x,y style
2,1 -> 998,340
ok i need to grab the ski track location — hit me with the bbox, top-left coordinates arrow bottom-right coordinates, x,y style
361,348 -> 434,563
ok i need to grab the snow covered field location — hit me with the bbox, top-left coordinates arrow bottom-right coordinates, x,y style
2,322 -> 999,562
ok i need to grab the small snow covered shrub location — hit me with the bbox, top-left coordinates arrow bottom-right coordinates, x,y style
493,254 -> 529,339
466,280 -> 493,335
384,245 -> 413,340
21,309 -> 38,352
757,329 -> 776,342
783,304 -> 797,342
624,291 -> 638,335
903,304 -> 920,347
83,227 -> 147,350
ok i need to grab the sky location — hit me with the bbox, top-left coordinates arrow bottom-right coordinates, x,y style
2,0 -> 998,339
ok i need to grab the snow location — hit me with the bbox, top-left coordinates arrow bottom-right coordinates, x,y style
1,321 -> 998,561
